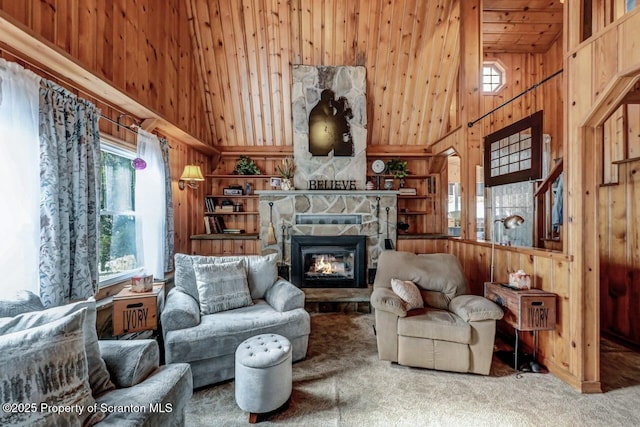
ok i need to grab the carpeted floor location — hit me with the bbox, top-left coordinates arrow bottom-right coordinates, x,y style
186,313 -> 640,426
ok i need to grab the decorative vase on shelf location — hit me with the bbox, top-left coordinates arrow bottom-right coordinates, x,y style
384,179 -> 394,190
280,179 -> 294,191
244,182 -> 253,195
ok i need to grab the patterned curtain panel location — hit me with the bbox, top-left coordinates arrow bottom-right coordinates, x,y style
39,80 -> 101,308
160,137 -> 175,272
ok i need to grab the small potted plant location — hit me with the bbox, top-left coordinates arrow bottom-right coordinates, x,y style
233,155 -> 261,175
385,158 -> 409,179
276,156 -> 295,190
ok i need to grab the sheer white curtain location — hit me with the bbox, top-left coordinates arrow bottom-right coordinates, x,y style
135,128 -> 166,280
0,59 -> 41,297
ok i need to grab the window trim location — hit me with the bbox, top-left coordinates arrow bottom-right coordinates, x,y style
98,140 -> 141,288
482,61 -> 506,94
483,110 -> 543,187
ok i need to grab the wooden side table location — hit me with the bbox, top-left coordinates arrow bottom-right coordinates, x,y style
112,284 -> 165,336
484,282 -> 557,370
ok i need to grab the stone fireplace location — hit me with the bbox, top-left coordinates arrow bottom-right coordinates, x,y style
291,235 -> 366,288
255,64 -> 396,276
256,191 -> 397,272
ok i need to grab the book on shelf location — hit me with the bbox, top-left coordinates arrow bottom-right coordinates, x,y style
399,188 -> 417,195
214,216 -> 226,233
223,229 -> 246,234
216,205 -> 235,212
205,196 -> 217,213
203,215 -> 227,234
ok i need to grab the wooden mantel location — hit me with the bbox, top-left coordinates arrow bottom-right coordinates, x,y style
0,11 -> 218,157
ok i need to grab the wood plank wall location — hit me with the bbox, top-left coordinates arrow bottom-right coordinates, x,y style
599,104 -> 640,346
0,0 -> 211,146
563,3 -> 640,392
0,0 -> 212,256
187,0 -> 461,151
481,38 -> 564,161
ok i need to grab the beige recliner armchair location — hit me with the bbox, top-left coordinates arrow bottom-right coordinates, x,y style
371,251 -> 504,375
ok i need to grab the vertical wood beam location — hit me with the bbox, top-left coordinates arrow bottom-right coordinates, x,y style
459,0 -> 482,240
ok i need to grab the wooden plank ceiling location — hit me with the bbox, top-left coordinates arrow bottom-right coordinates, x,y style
186,0 -> 461,152
186,0 -> 563,152
483,0 -> 563,53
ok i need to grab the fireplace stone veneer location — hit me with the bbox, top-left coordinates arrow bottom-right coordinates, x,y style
256,191 -> 397,269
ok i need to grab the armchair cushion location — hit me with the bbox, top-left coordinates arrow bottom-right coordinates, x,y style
420,290 -> 451,310
373,252 -> 468,309
175,253 -> 278,303
161,288 -> 200,332
371,288 -> 407,317
265,278 -> 305,312
164,300 -> 310,363
391,278 -> 424,310
194,261 -> 253,314
449,295 -> 504,322
99,339 -> 159,388
398,308 -> 471,344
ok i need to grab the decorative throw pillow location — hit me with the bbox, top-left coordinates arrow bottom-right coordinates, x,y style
0,290 -> 44,317
194,261 -> 253,314
391,278 -> 424,311
0,297 -> 115,398
174,253 -> 279,303
0,309 -> 105,426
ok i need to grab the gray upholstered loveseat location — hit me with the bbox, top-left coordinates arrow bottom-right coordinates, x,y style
371,251 -> 504,375
162,253 -> 311,388
0,291 -> 192,426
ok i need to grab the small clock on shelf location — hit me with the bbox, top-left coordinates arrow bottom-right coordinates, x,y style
371,159 -> 386,174
371,159 -> 386,190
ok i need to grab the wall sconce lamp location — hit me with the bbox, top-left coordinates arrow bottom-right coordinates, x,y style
179,165 -> 205,190
490,214 -> 525,283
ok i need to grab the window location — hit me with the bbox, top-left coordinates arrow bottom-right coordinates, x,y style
483,111 -> 543,187
99,144 -> 142,285
482,62 -> 505,93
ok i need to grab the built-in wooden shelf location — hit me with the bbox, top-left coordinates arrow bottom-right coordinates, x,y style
204,211 -> 258,215
191,233 -> 259,240
208,194 -> 259,199
205,174 -> 273,179
367,174 -> 433,179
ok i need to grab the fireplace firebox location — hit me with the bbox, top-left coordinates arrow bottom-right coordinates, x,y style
291,235 -> 366,288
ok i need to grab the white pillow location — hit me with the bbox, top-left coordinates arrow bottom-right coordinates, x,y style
194,261 -> 253,314
0,297 -> 114,398
391,278 -> 424,311
0,309 -> 105,426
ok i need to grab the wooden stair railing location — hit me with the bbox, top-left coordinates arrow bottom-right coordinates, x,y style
534,158 -> 563,250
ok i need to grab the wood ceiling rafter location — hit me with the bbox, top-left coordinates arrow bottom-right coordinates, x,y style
483,0 -> 563,53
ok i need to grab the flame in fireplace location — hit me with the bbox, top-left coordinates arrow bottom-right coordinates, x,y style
314,256 -> 335,275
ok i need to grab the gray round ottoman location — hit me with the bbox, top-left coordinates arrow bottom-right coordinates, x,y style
235,334 -> 292,423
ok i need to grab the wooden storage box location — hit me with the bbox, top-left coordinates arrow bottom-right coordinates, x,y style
484,282 -> 556,331
112,284 -> 163,335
